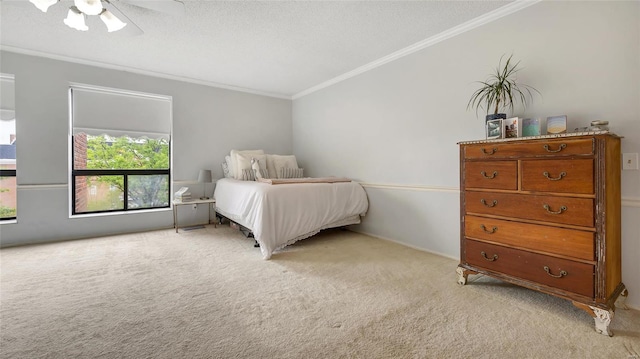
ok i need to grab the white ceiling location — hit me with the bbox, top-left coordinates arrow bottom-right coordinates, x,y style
1,0 -> 517,98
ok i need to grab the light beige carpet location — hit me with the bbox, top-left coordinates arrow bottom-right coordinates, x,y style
1,226 -> 639,359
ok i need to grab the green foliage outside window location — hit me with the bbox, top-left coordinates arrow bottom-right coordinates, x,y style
86,135 -> 169,170
0,206 -> 16,218
0,178 -> 15,218
84,135 -> 169,209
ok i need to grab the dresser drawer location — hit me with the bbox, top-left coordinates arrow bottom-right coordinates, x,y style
463,138 -> 594,160
521,159 -> 593,194
464,161 -> 517,190
464,215 -> 594,261
465,191 -> 594,227
465,240 -> 594,297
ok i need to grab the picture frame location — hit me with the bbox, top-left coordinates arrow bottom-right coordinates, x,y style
503,117 -> 520,138
486,119 -> 503,139
521,118 -> 542,137
546,115 -> 567,134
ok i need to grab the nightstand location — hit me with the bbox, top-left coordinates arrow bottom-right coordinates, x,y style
172,198 -> 216,233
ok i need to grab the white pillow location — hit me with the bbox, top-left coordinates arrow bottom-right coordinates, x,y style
266,154 -> 299,179
236,153 -> 267,180
230,149 -> 264,179
221,161 -> 232,178
251,158 -> 265,180
224,155 -> 234,178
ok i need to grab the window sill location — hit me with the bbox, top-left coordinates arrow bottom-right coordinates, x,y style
70,207 -> 171,219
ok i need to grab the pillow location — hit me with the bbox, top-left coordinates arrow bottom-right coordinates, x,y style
251,158 -> 265,180
224,155 -> 234,178
266,154 -> 299,179
280,167 -> 304,179
236,153 -> 267,180
230,149 -> 264,179
241,168 -> 268,181
221,161 -> 232,178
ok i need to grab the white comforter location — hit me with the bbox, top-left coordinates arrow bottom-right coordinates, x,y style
214,178 -> 368,259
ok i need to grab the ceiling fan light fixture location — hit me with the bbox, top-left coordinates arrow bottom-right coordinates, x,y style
64,6 -> 89,31
28,0 -> 58,13
74,0 -> 103,16
99,9 -> 127,32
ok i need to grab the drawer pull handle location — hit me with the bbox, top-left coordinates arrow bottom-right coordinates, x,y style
480,225 -> 497,234
543,204 -> 567,214
481,171 -> 497,179
481,251 -> 498,261
543,143 -> 567,153
481,199 -> 498,207
543,171 -> 566,181
543,266 -> 567,278
481,147 -> 497,155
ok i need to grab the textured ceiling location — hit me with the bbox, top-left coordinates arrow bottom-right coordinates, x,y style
1,0 -> 514,98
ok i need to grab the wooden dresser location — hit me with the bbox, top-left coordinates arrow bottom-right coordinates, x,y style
457,133 -> 626,336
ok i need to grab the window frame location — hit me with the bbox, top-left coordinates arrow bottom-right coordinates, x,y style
69,84 -> 173,216
0,73 -> 16,222
0,169 -> 17,220
70,156 -> 171,215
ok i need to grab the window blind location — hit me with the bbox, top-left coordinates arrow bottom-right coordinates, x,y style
70,84 -> 171,140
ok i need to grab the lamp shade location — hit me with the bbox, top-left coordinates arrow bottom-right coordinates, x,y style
99,9 -> 127,32
29,0 -> 58,13
74,0 -> 103,15
64,7 -> 88,31
198,170 -> 212,183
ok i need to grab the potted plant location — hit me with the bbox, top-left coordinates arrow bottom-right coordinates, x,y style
467,54 -> 540,122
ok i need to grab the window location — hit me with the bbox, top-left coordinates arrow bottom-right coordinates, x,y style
70,84 -> 172,215
0,74 -> 16,221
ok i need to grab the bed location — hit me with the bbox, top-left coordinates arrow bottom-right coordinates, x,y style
214,177 -> 369,259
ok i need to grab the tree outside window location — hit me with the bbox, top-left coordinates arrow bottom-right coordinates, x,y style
0,118 -> 16,220
73,133 -> 169,213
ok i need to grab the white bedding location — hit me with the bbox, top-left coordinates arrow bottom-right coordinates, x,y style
214,178 -> 369,259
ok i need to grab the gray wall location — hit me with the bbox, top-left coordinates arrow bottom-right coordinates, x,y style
292,1 -> 640,308
0,51 -> 292,245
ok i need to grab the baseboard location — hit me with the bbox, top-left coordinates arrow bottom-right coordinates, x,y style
348,228 -> 457,261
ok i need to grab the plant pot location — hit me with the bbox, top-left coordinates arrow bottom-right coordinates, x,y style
486,113 -> 507,122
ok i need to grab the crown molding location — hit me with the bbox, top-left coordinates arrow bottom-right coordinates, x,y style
0,45 -> 292,100
292,0 -> 542,100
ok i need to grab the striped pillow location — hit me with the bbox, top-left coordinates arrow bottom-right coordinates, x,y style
242,168 -> 268,181
280,167 -> 304,179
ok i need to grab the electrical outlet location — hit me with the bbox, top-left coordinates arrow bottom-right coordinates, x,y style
622,153 -> 639,170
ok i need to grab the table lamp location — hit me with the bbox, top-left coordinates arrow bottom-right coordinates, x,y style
198,169 -> 212,200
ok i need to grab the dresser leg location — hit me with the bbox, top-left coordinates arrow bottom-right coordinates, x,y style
590,306 -> 614,337
456,266 -> 468,285
615,288 -> 629,310
573,302 -> 614,336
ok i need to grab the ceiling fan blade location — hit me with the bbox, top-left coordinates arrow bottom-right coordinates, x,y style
117,0 -> 185,16
103,0 -> 144,35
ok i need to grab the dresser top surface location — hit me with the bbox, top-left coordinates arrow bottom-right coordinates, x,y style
458,131 -> 620,145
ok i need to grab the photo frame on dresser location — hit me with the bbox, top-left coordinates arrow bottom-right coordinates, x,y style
485,119 -> 503,139
546,115 -> 567,134
503,117 -> 520,138
521,118 -> 542,137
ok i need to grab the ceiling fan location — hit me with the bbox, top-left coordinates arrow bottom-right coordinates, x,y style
23,0 -> 184,34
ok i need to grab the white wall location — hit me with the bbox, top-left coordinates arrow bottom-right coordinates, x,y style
292,1 -> 640,308
0,51 -> 292,246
